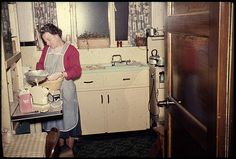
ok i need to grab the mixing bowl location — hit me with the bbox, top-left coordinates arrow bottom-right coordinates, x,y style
25,70 -> 49,85
40,77 -> 64,90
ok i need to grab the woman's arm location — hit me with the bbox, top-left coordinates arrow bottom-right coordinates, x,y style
36,46 -> 49,70
63,45 -> 82,80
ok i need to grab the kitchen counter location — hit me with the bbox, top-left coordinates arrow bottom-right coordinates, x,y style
75,62 -> 150,135
11,103 -> 63,122
11,76 -> 64,122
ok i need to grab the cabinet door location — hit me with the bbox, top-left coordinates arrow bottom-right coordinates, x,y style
77,91 -> 106,135
107,87 -> 150,133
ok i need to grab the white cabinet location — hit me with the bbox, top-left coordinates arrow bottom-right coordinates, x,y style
107,87 -> 149,133
78,90 -> 106,135
76,68 -> 150,135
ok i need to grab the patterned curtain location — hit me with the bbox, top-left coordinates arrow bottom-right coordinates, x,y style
128,2 -> 151,46
32,2 -> 58,49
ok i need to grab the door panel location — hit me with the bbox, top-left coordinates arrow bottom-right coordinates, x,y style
167,14 -> 209,36
171,116 -> 206,157
171,34 -> 208,125
172,2 -> 209,14
165,2 -> 221,157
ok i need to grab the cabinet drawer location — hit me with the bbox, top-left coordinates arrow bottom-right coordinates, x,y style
104,70 -> 149,89
75,73 -> 103,91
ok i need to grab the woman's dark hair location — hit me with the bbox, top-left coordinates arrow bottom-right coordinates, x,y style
39,23 -> 62,38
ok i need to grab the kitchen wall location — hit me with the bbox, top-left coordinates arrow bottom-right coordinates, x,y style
21,46 -> 147,69
17,2 -> 165,69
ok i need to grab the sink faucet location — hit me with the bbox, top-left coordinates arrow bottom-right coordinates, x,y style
125,59 -> 131,65
111,54 -> 122,66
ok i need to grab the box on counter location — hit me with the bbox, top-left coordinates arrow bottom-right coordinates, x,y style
77,38 -> 110,49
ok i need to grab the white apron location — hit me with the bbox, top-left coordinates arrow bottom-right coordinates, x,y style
43,43 -> 79,132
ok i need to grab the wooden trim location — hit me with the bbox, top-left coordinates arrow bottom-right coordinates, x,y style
5,52 -> 21,70
216,2 -> 231,157
205,3 -> 220,156
1,35 -> 12,132
167,113 -> 171,157
228,4 -> 234,157
166,33 -> 172,96
20,41 -> 36,46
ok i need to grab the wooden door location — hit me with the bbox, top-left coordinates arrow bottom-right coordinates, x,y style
164,2 -> 233,157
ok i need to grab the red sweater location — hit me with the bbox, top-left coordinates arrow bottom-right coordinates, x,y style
36,45 -> 82,80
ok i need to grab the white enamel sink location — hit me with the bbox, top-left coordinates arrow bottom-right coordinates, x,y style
82,61 -> 147,71
82,64 -> 106,71
106,61 -> 144,67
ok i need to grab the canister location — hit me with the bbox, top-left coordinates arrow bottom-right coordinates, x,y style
18,89 -> 33,113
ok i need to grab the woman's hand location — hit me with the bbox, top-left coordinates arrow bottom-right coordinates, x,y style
47,72 -> 63,81
62,71 -> 68,78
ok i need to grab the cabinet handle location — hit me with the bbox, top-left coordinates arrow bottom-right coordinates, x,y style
123,78 -> 130,81
101,95 -> 103,104
107,94 -> 110,104
84,81 -> 93,83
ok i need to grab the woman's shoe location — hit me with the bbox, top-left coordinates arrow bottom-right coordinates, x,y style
59,138 -> 65,147
66,136 -> 75,149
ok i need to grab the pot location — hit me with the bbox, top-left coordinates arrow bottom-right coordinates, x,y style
146,27 -> 157,37
25,70 -> 49,85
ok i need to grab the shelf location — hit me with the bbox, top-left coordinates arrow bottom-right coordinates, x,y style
11,104 -> 63,122
148,36 -> 164,41
5,52 -> 21,70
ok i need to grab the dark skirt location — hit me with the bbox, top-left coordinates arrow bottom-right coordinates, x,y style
59,119 -> 81,139
43,112 -> 82,139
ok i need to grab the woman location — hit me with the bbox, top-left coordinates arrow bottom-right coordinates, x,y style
36,23 -> 82,150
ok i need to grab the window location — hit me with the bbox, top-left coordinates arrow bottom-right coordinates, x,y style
56,2 -> 140,48
75,2 -> 109,37
115,2 -> 129,41
74,2 -> 129,47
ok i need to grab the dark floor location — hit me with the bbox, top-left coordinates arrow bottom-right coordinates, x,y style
72,129 -> 160,158
14,121 -> 162,157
